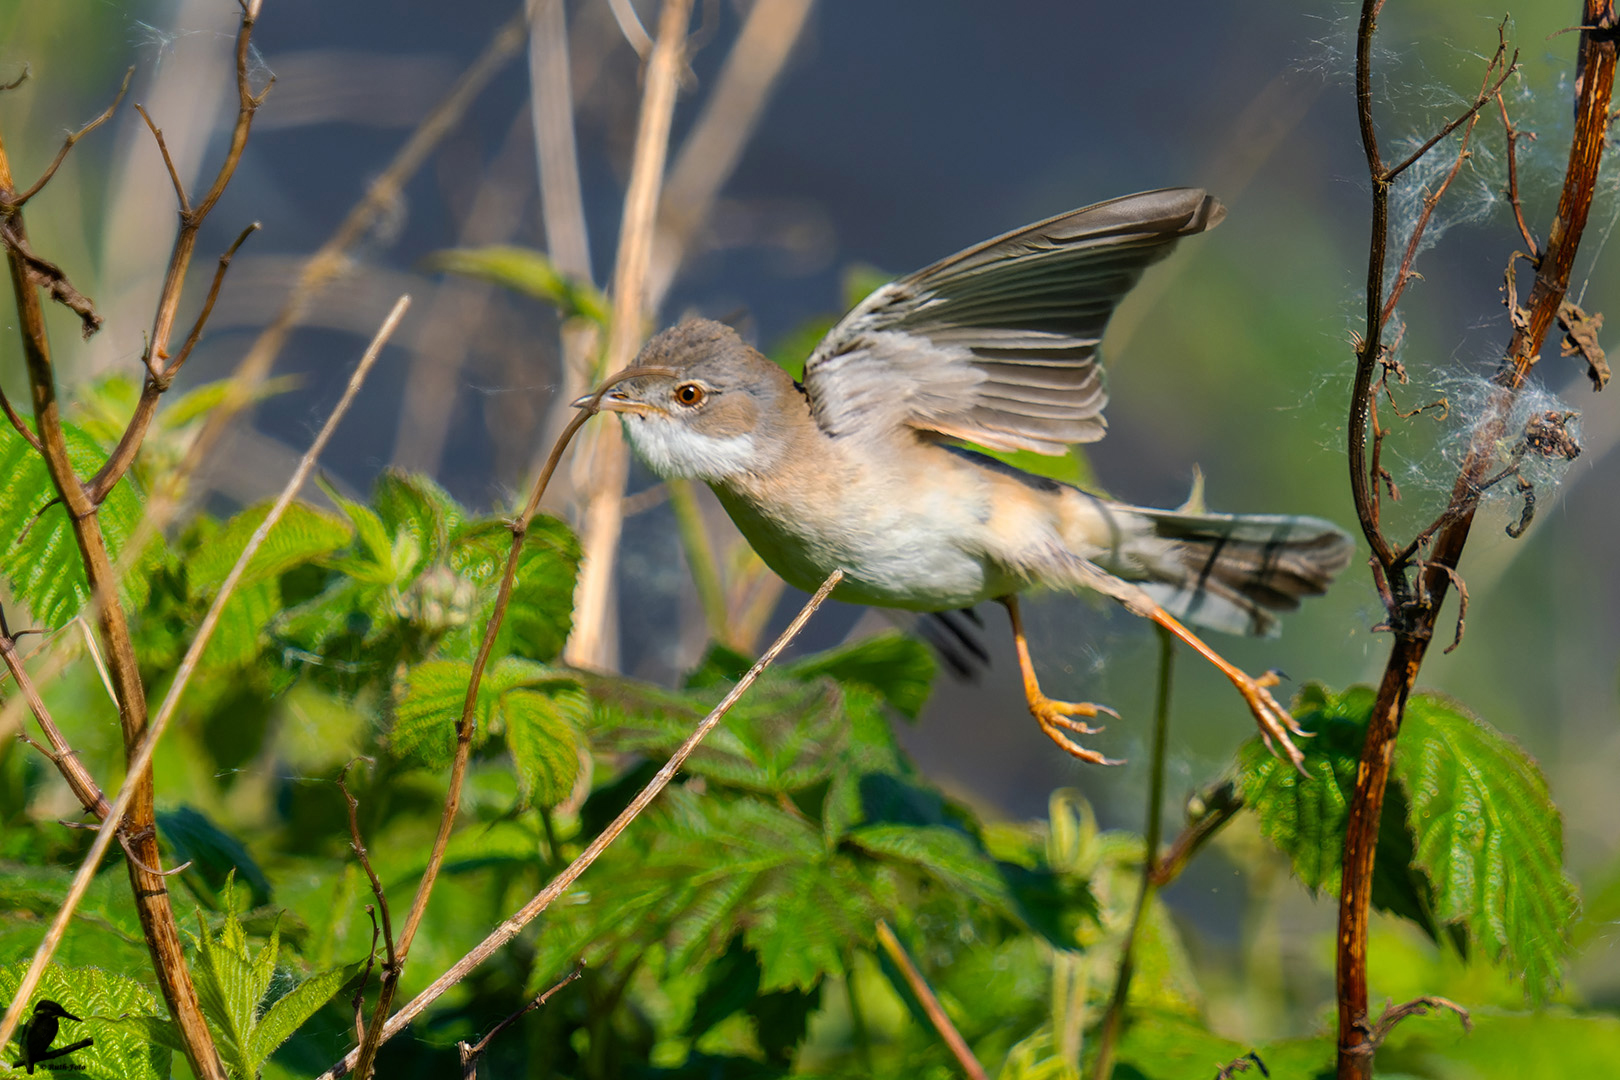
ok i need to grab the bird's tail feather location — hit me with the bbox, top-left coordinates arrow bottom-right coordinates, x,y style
1119,507 -> 1355,637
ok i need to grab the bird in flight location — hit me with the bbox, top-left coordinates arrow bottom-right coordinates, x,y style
584,188 -> 1353,768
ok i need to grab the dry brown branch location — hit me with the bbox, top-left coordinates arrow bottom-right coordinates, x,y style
0,381 -> 42,452
0,296 -> 407,1066
566,0 -> 696,670
80,0 -> 269,507
1350,996 -> 1471,1054
1335,5 -> 1616,1077
875,920 -> 987,1080
0,72 -> 226,1079
316,566 -> 844,1079
1214,1051 -> 1270,1079
8,67 -> 134,207
456,966 -> 583,1079
1497,91 -> 1540,259
0,608 -> 110,819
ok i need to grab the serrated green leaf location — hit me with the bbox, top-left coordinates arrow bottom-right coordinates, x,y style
322,484 -> 400,585
1393,695 -> 1580,1001
1237,684 -> 1437,937
391,660 -> 493,768
244,962 -> 357,1072
188,502 -> 352,594
0,421 -> 160,628
447,517 -> 580,663
784,632 -> 937,719
0,962 -> 174,1080
191,914 -> 263,1078
745,859 -> 870,991
1239,684 -> 1578,999
392,657 -> 560,767
372,470 -> 461,566
846,824 -> 1020,925
504,689 -> 582,808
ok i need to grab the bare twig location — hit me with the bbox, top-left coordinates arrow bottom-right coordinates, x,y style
1350,996 -> 1470,1054
0,608 -> 110,819
456,966 -> 582,1079
1498,91 -> 1540,260
1091,627 -> 1174,1080
133,104 -> 192,215
565,0 -> 695,671
316,566 -> 844,1079
1214,1051 -> 1270,1079
8,67 -> 134,207
875,920 -> 986,1080
337,760 -> 397,971
0,297 -> 406,1065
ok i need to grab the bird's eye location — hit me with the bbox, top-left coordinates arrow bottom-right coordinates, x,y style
673,383 -> 706,407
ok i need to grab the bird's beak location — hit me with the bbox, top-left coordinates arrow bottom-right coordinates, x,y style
572,387 -> 651,415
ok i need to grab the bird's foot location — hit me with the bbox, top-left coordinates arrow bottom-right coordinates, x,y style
1027,693 -> 1122,766
1233,668 -> 1309,774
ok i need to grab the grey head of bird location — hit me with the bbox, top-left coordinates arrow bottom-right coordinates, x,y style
582,318 -> 805,483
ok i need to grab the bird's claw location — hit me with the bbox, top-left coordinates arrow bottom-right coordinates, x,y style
1026,693 -> 1121,765
1235,673 -> 1308,775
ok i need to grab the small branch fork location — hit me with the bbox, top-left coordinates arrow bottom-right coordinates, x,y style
0,606 -> 110,819
336,758 -> 398,1046
455,966 -> 582,1080
1335,4 -> 1616,1079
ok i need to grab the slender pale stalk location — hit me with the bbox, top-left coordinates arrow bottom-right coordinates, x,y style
564,0 -> 695,670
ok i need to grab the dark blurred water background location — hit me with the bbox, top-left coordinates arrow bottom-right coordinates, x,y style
4,0 -> 1616,1017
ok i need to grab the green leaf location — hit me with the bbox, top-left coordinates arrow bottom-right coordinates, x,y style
0,420 -> 160,627
745,858 -> 870,992
244,962 -> 357,1072
784,633 -> 937,719
392,657 -> 560,767
0,962 -> 174,1080
846,824 -> 1021,926
1239,684 -> 1579,999
1393,694 -> 1580,1001
190,907 -> 269,1079
425,245 -> 611,327
187,502 -> 352,594
372,470 -> 461,566
448,517 -> 580,663
157,806 -> 273,908
503,689 -> 583,808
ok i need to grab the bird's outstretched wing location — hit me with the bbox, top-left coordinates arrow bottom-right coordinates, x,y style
801,188 -> 1224,455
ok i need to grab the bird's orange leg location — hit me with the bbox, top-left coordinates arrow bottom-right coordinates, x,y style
1146,607 -> 1307,771
1000,595 -> 1121,766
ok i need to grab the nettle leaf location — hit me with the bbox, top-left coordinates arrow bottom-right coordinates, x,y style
0,420 -> 159,627
188,501 -> 352,594
783,632 -> 937,720
846,824 -> 1020,926
503,689 -> 583,808
448,517 -> 580,663
372,470 -> 461,566
0,962 -> 174,1080
391,657 -> 560,767
1239,684 -> 1579,998
1394,694 -> 1579,1001
243,960 -> 357,1071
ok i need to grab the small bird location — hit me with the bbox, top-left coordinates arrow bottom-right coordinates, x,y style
582,189 -> 1353,767
18,999 -> 87,1074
